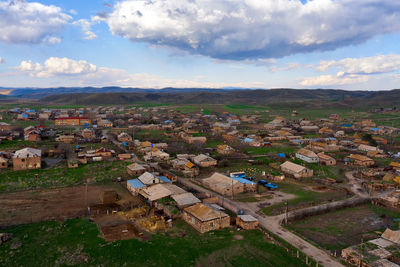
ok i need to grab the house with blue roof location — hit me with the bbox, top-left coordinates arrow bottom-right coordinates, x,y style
127,179 -> 146,195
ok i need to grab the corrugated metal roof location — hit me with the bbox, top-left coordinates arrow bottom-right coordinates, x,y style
127,179 -> 146,189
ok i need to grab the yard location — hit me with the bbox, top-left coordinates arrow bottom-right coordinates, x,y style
0,218 -> 307,267
286,204 -> 400,253
262,181 -> 351,216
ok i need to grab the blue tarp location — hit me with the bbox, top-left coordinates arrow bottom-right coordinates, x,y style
278,153 -> 286,158
244,137 -> 253,143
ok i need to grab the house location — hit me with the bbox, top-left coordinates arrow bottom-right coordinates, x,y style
216,145 -> 235,155
12,147 -> 41,171
193,154 -> 217,168
67,160 -> 79,168
55,117 -> 91,126
0,122 -> 13,131
183,203 -> 230,233
171,192 -> 201,208
358,144 -> 380,152
24,126 -> 40,141
0,157 -> 8,168
127,179 -> 147,196
56,135 -> 75,144
342,228 -> 400,267
98,119 -> 113,128
236,215 -> 258,230
139,183 -> 185,203
280,161 -> 313,179
346,154 -> 375,167
389,162 -> 400,171
202,172 -> 244,196
82,128 -> 95,139
137,172 -> 171,185
317,153 -> 336,166
295,148 -> 319,163
117,132 -> 132,143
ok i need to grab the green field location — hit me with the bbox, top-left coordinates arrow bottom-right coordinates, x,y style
262,182 -> 350,216
287,204 -> 400,252
0,218 -> 307,267
0,160 -> 131,193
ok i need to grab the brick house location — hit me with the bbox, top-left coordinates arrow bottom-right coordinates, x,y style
55,117 -> 91,126
12,148 -> 41,171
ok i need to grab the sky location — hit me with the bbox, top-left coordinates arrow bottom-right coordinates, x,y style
1,0 -> 400,90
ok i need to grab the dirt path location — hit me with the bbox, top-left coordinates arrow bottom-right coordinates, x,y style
178,178 -> 344,267
345,171 -> 370,197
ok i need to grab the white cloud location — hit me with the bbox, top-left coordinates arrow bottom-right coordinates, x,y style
73,19 -> 98,40
317,54 -> 400,74
18,57 -> 97,78
269,62 -> 301,73
0,0 -> 71,44
13,57 -> 266,88
104,0 -> 400,60
45,37 -> 62,45
300,74 -> 369,87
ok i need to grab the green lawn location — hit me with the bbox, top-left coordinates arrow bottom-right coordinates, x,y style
0,160 -> 131,193
262,182 -> 349,216
0,218 -> 307,267
245,145 -> 295,155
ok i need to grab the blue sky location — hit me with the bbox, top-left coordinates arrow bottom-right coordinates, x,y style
1,0 -> 400,90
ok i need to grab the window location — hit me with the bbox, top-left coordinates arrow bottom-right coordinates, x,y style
210,222 -> 214,227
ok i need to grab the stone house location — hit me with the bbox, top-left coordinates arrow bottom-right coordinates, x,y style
12,147 -> 41,171
280,161 -> 313,179
183,203 -> 230,233
193,154 -> 217,168
317,152 -> 336,166
295,148 -> 319,163
346,154 -> 375,167
236,215 -> 258,230
202,172 -> 244,196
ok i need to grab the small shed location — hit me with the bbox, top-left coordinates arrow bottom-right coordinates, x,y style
236,215 -> 259,230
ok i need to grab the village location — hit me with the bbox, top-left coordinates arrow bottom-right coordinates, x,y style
0,104 -> 399,267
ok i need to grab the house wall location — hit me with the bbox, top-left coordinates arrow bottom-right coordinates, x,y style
196,160 -> 217,168
295,153 -> 319,163
13,156 -> 41,171
236,218 -> 258,230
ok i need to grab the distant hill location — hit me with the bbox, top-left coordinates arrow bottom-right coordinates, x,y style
39,89 -> 400,107
0,86 -> 254,99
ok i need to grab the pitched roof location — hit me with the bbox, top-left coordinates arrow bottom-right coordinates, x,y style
280,161 -> 306,173
296,148 -> 318,158
184,203 -> 229,222
172,192 -> 201,207
13,147 -> 41,158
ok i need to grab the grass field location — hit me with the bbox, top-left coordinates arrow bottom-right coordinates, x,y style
262,181 -> 350,216
245,145 -> 295,155
0,218 -> 307,267
0,160 -> 131,193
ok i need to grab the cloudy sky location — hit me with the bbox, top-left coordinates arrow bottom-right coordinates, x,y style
1,0 -> 400,90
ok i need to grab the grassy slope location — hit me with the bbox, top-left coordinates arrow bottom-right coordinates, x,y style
0,218 -> 307,267
0,160 -> 131,193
